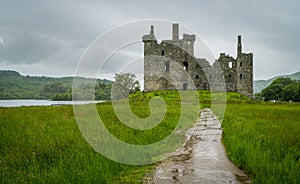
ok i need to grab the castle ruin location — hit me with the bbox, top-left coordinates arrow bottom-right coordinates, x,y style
142,23 -> 253,99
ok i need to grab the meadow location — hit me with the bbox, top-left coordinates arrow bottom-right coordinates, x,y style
0,91 -> 299,183
0,91 -> 198,183
221,102 -> 300,183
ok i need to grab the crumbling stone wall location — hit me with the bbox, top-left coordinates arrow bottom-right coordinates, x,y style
143,24 -> 253,99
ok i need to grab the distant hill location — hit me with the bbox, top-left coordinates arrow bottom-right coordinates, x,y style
0,70 -> 111,99
254,71 -> 300,94
2,70 -> 299,99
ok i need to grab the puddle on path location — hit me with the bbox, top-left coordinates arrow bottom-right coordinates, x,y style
144,108 -> 251,184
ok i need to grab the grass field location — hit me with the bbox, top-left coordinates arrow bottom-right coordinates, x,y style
222,103 -> 300,183
0,91 -> 199,183
0,90 -> 299,183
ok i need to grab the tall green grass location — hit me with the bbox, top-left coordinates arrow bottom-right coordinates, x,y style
0,90 -> 199,183
1,90 -> 299,183
0,105 -> 142,183
222,103 -> 300,183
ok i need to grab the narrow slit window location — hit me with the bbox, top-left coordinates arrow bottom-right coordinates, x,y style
229,74 -> 232,78
250,62 -> 253,66
165,61 -> 170,72
196,75 -> 199,79
183,61 -> 188,70
161,49 -> 165,56
240,62 -> 243,67
240,74 -> 243,79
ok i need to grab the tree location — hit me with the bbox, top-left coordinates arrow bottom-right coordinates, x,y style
282,83 -> 300,102
261,77 -> 299,102
72,83 -> 95,100
272,77 -> 294,87
111,73 -> 140,100
41,82 -> 70,99
261,87 -> 276,101
130,81 -> 141,94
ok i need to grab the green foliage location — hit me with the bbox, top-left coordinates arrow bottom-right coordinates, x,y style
0,105 -> 146,183
261,77 -> 300,101
72,82 -> 113,101
42,82 -> 70,99
254,71 -> 300,94
282,83 -> 300,102
0,70 -> 112,100
222,103 -> 300,183
272,77 -> 294,86
111,73 -> 140,100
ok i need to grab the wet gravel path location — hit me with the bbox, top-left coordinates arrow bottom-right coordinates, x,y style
144,108 -> 251,184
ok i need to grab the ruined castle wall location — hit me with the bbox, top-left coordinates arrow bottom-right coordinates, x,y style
236,53 -> 253,98
216,54 -> 237,92
144,40 -> 198,91
143,24 -> 253,99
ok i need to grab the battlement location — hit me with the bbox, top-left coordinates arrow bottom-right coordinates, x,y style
183,34 -> 196,42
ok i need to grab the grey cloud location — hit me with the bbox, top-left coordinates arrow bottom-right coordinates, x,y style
0,0 -> 299,80
0,32 -> 62,64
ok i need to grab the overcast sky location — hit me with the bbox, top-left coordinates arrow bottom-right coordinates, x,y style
0,0 -> 299,80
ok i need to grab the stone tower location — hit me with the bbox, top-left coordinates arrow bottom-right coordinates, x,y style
215,35 -> 253,98
235,35 -> 253,98
142,24 -> 253,99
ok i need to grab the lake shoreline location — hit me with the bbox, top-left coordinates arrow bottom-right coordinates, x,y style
0,99 -> 105,107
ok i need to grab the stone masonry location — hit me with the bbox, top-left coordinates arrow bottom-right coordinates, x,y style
142,23 -> 253,99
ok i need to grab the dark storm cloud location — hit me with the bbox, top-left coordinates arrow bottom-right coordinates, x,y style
0,0 -> 299,79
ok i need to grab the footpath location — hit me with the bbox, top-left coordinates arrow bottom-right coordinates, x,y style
144,108 -> 251,184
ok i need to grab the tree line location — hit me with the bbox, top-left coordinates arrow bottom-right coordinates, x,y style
256,77 -> 300,102
44,73 -> 140,101
42,81 -> 112,101
0,70 -> 140,101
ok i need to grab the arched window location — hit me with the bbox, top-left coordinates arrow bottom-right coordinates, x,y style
183,83 -> 187,90
161,49 -> 165,56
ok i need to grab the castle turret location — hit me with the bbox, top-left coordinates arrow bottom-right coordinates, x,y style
183,34 -> 195,56
142,25 -> 156,42
142,25 -> 157,56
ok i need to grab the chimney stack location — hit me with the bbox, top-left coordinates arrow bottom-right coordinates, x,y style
172,23 -> 179,40
150,25 -> 154,36
237,35 -> 242,56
